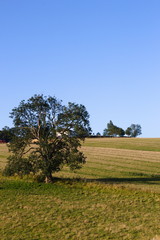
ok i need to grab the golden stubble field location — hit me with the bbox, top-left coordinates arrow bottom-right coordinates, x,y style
55,138 -> 160,192
0,143 -> 9,169
1,138 -> 160,192
83,137 -> 160,151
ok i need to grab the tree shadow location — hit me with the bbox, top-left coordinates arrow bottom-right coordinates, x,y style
55,175 -> 160,186
89,176 -> 160,185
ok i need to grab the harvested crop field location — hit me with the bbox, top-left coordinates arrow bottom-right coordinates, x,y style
83,137 -> 160,151
0,138 -> 160,239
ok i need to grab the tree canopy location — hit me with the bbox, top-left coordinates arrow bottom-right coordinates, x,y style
4,94 -> 91,182
103,121 -> 142,137
125,124 -> 142,137
103,121 -> 125,137
0,126 -> 14,142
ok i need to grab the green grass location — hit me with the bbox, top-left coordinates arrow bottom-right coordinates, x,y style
0,139 -> 160,240
0,177 -> 160,240
83,137 -> 160,151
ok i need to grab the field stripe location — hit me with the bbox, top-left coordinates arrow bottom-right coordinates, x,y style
81,146 -> 160,177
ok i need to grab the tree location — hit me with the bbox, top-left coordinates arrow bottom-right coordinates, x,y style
106,120 -> 116,136
116,127 -> 125,137
96,132 -> 101,136
4,94 -> 91,182
0,126 -> 14,142
103,121 -> 125,137
126,124 -> 142,137
103,128 -> 108,136
125,127 -> 132,137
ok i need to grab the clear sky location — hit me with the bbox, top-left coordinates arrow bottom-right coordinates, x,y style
0,0 -> 160,137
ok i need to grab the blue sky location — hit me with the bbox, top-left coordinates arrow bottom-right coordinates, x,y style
0,0 -> 160,137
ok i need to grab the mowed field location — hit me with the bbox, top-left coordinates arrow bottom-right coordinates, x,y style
0,138 -> 160,240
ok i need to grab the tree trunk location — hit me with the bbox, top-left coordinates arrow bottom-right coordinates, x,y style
45,173 -> 53,183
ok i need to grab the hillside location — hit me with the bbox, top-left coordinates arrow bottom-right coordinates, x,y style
0,138 -> 160,239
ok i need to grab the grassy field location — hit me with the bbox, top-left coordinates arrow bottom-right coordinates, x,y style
0,138 -> 160,240
0,143 -> 9,170
83,137 -> 160,151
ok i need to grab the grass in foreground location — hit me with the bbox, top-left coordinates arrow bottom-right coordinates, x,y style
0,177 -> 160,240
0,139 -> 160,239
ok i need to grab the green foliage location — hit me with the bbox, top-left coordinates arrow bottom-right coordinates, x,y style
116,127 -> 125,137
127,124 -> 142,137
0,126 -> 14,142
103,121 -> 142,138
4,94 -> 91,182
103,120 -> 125,137
103,128 -> 108,136
125,127 -> 132,136
96,132 -> 101,136
3,156 -> 33,176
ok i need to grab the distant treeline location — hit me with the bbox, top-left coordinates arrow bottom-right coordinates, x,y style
89,135 -> 131,138
0,120 -> 142,142
94,120 -> 142,138
0,126 -> 14,143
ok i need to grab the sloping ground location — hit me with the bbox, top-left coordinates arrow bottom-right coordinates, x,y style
82,146 -> 160,176
54,146 -> 160,192
83,137 -> 160,151
0,140 -> 160,239
1,140 -> 160,192
0,179 -> 160,240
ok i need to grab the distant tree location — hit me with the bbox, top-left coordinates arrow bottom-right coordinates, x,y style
103,121 -> 125,137
103,128 -> 108,136
3,94 -> 91,182
0,126 -> 14,142
126,124 -> 142,137
106,120 -> 116,136
116,127 -> 125,137
125,127 -> 132,137
96,132 -> 101,136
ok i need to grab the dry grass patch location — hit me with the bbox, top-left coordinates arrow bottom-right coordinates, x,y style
0,144 -> 9,170
54,146 -> 160,192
